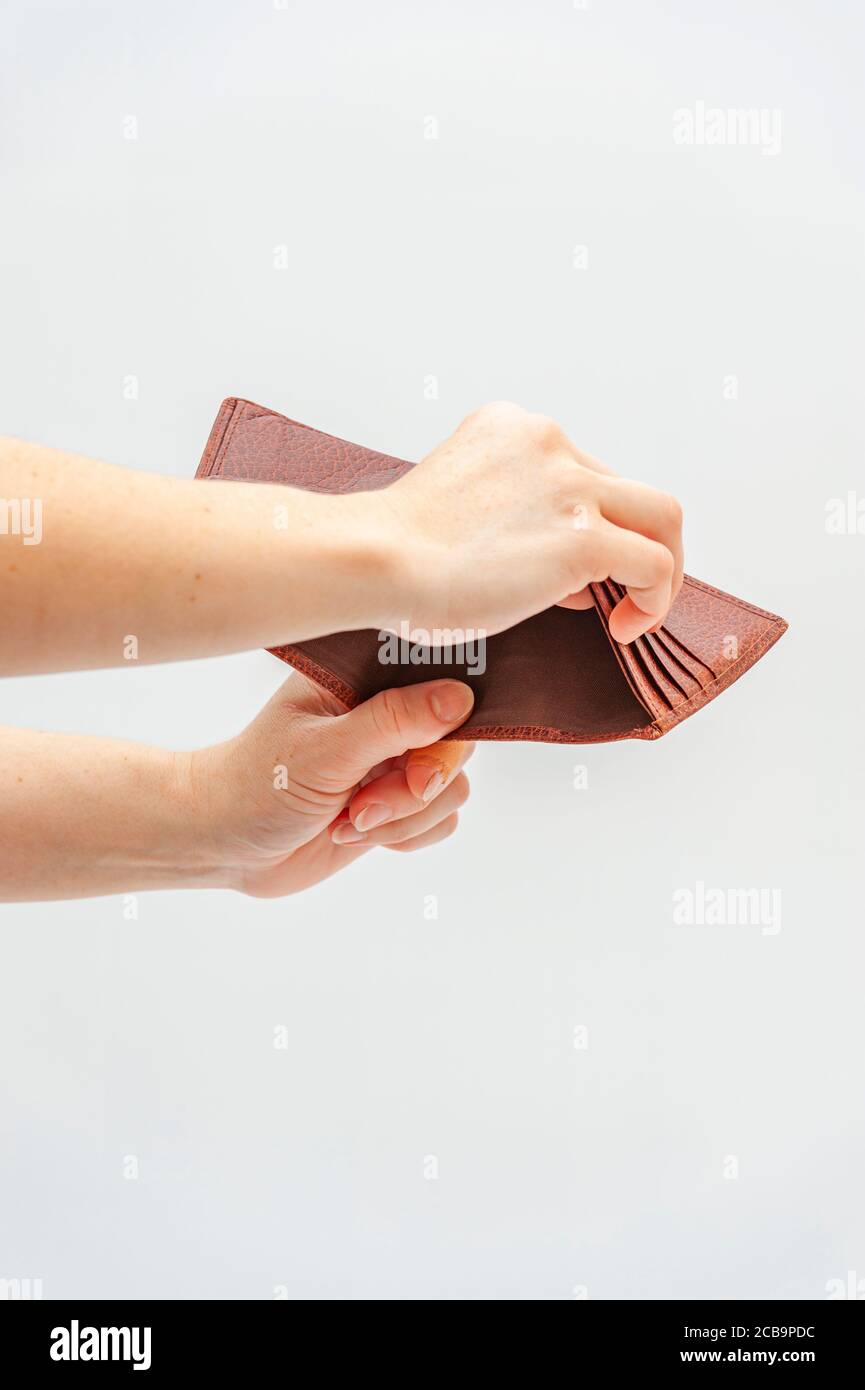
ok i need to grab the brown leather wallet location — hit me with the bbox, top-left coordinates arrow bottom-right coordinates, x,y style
196,397 -> 787,744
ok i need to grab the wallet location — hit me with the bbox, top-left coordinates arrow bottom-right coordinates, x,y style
196,397 -> 787,744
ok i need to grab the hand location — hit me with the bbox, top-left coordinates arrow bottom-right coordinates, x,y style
384,400 -> 684,644
193,675 -> 476,897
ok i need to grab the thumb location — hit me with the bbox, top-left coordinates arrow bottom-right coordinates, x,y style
321,680 -> 475,783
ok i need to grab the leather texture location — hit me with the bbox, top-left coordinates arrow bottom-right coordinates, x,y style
196,397 -> 788,744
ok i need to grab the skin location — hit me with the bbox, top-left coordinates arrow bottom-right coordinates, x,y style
0,402 -> 683,901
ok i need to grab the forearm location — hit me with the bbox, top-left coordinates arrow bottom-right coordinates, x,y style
0,436 -> 400,674
0,725 -> 221,900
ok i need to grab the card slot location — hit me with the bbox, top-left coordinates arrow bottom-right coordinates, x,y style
591,582 -> 670,719
658,625 -> 719,682
650,629 -> 714,688
626,636 -> 679,711
608,579 -> 721,680
589,582 -> 658,718
598,577 -> 719,700
600,581 -> 703,708
635,634 -> 691,703
604,578 -> 719,684
643,631 -> 704,699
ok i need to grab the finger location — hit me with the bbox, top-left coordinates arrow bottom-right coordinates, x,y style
317,680 -> 474,786
358,758 -> 394,788
595,476 -> 684,604
585,518 -> 675,642
608,593 -> 662,644
403,739 -> 474,805
385,811 -> 460,853
346,743 -> 474,832
332,772 -> 470,846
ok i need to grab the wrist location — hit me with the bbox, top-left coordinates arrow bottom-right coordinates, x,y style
319,489 -> 418,634
151,746 -> 236,891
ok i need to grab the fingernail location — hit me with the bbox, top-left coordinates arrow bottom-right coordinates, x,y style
429,683 -> 474,723
354,804 -> 390,832
422,770 -> 444,802
331,822 -> 365,845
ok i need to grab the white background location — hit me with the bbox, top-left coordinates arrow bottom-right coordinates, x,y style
1,0 -> 862,1299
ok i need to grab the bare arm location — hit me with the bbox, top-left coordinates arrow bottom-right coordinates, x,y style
0,403 -> 686,902
0,723 -> 218,899
0,436 -> 396,674
0,403 -> 683,676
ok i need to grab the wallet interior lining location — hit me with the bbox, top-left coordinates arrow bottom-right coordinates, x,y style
277,602 -> 657,744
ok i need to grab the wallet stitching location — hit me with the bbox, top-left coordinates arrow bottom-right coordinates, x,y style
220,397 -> 250,467
441,724 -> 660,744
202,397 -> 247,479
681,573 -> 780,623
224,399 -> 405,469
197,397 -> 240,478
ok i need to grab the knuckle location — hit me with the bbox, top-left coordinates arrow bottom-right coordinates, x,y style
463,400 -> 523,429
440,812 -> 460,839
528,412 -> 564,450
369,688 -> 408,741
654,544 -> 675,582
661,491 -> 683,531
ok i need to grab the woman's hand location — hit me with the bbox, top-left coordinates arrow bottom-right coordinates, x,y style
189,675 -> 475,897
384,400 -> 684,644
0,677 -> 474,902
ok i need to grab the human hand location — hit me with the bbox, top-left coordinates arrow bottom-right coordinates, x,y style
193,675 -> 475,897
383,400 -> 684,644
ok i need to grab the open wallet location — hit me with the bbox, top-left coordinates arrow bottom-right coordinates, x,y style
196,397 -> 788,745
